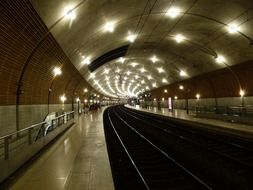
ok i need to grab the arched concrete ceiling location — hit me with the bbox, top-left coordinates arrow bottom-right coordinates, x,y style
30,0 -> 253,98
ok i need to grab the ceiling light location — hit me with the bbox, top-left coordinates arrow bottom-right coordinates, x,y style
76,97 -> 80,102
90,73 -> 95,79
215,55 -> 225,64
180,70 -> 187,77
84,88 -> 88,93
60,95 -> 66,102
196,93 -> 200,99
157,67 -> 164,73
174,34 -> 186,43
140,68 -> 146,73
162,97 -> 165,101
148,75 -> 152,80
166,7 -> 181,18
119,57 -> 125,63
227,23 -> 240,34
239,89 -> 245,97
82,56 -> 91,65
104,68 -> 109,74
104,21 -> 116,33
150,55 -> 158,63
131,62 -> 138,67
116,68 -> 121,73
174,96 -> 178,100
162,78 -> 168,83
164,89 -> 168,93
152,83 -> 157,87
64,7 -> 76,20
124,76 -> 128,80
179,85 -> 184,90
127,33 -> 137,43
141,80 -> 145,84
126,71 -> 131,75
145,86 -> 149,90
135,75 -> 139,79
53,67 -> 62,76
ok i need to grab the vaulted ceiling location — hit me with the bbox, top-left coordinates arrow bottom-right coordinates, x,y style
30,0 -> 253,98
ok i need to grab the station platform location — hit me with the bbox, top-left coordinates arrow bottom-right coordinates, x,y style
126,105 -> 253,138
6,107 -> 114,190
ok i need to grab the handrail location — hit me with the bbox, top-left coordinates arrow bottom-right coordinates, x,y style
0,111 -> 75,141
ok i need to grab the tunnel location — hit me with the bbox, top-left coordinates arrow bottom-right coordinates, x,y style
0,0 -> 253,189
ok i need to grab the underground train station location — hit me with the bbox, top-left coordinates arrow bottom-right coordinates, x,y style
0,0 -> 253,189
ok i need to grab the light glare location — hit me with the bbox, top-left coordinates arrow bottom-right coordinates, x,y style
227,23 -> 240,34
150,55 -> 158,63
127,33 -> 137,43
215,55 -> 225,64
53,67 -> 62,76
104,21 -> 116,33
174,34 -> 186,43
166,7 -> 181,18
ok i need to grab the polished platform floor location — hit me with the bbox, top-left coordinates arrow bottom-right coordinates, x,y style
126,105 -> 253,137
7,107 -> 114,190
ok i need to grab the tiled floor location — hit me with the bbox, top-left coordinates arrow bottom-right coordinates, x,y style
8,107 -> 114,190
126,105 -> 253,136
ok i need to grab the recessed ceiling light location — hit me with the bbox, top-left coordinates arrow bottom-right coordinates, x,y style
64,7 -> 76,20
116,68 -> 121,73
162,78 -> 168,83
127,33 -> 137,43
215,55 -> 225,64
119,57 -> 125,63
179,85 -> 184,90
82,56 -> 91,65
227,23 -> 240,34
53,67 -> 62,76
148,75 -> 152,80
131,62 -> 138,67
164,89 -> 168,93
90,73 -> 95,79
141,80 -> 145,84
180,70 -> 187,77
157,67 -> 164,73
104,21 -> 116,33
140,68 -> 146,73
150,55 -> 158,63
174,34 -> 186,43
104,68 -> 109,74
166,7 -> 181,18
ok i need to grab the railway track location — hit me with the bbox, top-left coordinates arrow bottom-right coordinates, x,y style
103,106 -> 253,190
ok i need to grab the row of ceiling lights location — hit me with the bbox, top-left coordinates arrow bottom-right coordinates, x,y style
63,5 -> 242,98
52,67 -> 110,102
